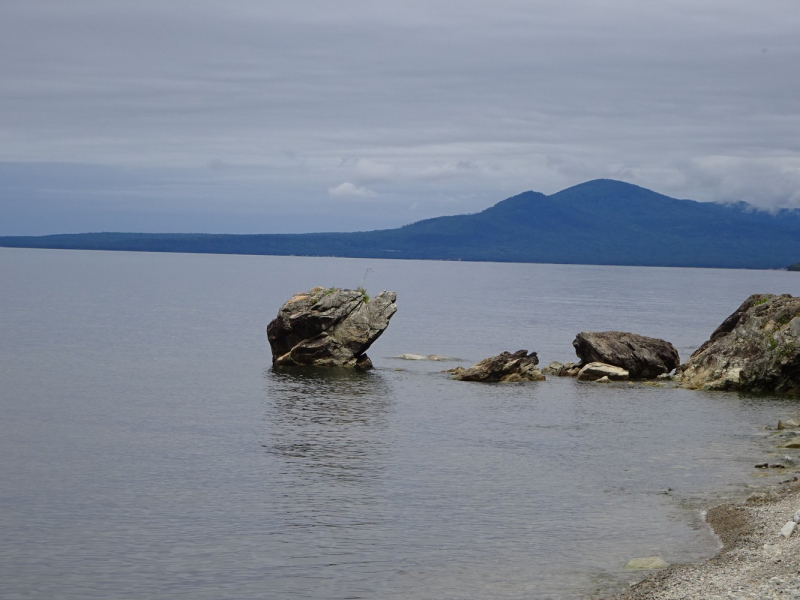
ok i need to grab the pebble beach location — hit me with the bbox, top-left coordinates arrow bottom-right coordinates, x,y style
607,464 -> 800,599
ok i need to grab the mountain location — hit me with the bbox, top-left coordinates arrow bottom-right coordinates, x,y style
3,179 -> 800,269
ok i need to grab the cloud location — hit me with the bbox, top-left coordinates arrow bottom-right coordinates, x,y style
353,159 -> 394,183
679,156 -> 800,209
328,182 -> 377,198
2,0 -> 800,234
417,160 -> 479,181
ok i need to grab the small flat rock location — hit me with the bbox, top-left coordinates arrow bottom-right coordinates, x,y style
624,556 -> 670,570
595,375 -> 611,383
577,362 -> 630,381
786,419 -> 800,427
395,354 -> 449,361
784,439 -> 800,448
778,520 -> 796,538
793,510 -> 800,523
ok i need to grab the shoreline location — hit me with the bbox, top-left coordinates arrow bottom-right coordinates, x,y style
0,245 -> 794,273
605,479 -> 800,599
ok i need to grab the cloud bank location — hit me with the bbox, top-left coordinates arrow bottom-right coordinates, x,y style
1,0 -> 800,234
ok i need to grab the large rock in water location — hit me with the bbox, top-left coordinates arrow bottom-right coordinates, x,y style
267,287 -> 397,369
573,331 -> 679,378
449,350 -> 544,382
677,294 -> 800,393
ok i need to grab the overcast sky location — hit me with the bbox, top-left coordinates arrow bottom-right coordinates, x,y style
2,0 -> 800,235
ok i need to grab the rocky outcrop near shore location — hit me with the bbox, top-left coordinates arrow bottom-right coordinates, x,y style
267,287 -> 397,369
573,331 -> 680,379
677,294 -> 800,393
449,350 -> 544,382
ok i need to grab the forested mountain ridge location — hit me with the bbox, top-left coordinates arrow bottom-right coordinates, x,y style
3,179 -> 800,269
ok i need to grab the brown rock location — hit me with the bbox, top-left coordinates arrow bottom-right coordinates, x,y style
573,331 -> 679,379
541,361 -> 579,376
449,350 -> 544,383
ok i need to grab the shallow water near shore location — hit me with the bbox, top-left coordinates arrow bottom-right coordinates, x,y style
1,248 -> 800,599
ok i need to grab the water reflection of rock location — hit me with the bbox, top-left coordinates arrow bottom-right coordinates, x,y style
263,367 -> 393,483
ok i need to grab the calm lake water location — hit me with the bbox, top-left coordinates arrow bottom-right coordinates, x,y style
1,248 -> 800,599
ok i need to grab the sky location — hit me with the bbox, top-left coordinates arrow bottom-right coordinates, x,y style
2,0 -> 800,235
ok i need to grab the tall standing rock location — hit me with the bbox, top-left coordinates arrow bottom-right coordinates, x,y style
573,331 -> 679,379
677,294 -> 800,393
267,287 -> 397,369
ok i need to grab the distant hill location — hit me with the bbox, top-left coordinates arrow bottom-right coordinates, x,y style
789,263 -> 800,272
3,179 -> 800,269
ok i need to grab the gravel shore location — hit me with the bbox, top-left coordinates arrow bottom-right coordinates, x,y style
606,479 -> 800,599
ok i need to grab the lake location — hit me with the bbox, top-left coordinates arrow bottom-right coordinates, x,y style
1,248 -> 799,599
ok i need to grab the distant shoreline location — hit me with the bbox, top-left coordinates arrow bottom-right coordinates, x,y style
0,240 -> 796,272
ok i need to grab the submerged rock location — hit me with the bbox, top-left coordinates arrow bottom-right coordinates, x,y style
643,381 -> 667,388
576,362 -> 630,381
394,353 -> 451,361
624,556 -> 670,570
267,286 -> 397,369
449,350 -> 544,383
677,294 -> 800,393
573,331 -> 679,378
